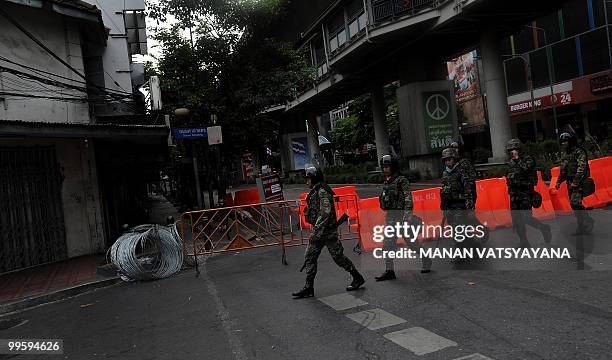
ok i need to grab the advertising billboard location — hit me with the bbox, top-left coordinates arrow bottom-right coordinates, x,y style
447,51 -> 481,103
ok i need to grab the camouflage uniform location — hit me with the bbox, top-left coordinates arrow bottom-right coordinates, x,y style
303,184 -> 356,288
506,153 -> 550,246
379,175 -> 430,271
441,160 -> 486,248
457,158 -> 478,205
440,163 -> 476,211
556,145 -> 593,230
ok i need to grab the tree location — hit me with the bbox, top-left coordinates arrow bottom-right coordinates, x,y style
149,0 -> 313,152
147,0 -> 313,205
330,83 -> 401,155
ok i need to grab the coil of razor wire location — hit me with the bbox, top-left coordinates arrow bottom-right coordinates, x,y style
108,223 -> 183,281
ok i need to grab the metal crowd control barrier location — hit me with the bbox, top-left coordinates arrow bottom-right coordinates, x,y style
179,195 -> 362,266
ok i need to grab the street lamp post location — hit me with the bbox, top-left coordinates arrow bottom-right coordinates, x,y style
525,25 -> 559,140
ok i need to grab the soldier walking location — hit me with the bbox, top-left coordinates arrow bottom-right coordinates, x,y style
451,141 -> 478,206
505,139 -> 552,247
293,166 -> 365,299
375,155 -> 431,282
555,132 -> 595,234
440,148 -> 488,261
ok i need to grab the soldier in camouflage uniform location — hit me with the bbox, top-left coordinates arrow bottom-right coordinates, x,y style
555,132 -> 595,234
451,142 -> 478,206
293,166 -> 365,299
375,155 -> 432,282
440,148 -> 488,260
505,139 -> 552,248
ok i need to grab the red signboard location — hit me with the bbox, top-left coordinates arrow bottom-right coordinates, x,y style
508,91 -> 574,114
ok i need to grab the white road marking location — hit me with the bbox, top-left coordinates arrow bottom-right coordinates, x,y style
346,308 -> 407,330
318,293 -> 368,311
383,327 -> 457,356
453,353 -> 495,360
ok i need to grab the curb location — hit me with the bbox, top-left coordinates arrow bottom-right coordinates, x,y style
0,277 -> 124,316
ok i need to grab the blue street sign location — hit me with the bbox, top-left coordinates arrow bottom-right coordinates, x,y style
172,127 -> 208,139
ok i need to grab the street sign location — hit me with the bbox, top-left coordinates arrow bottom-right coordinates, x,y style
172,127 -> 208,140
256,173 -> 284,202
207,126 -> 222,145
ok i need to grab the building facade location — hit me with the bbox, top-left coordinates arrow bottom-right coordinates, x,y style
0,0 -> 166,273
503,0 -> 612,143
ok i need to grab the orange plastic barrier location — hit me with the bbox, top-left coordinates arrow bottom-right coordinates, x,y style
233,188 -> 261,206
475,178 -> 512,230
223,193 -> 235,207
533,171 -> 556,220
333,186 -> 360,222
298,192 -> 310,229
586,157 -> 612,207
549,167 -> 573,214
599,157 -> 612,202
600,157 -> 612,200
357,197 -> 385,252
412,187 -> 443,239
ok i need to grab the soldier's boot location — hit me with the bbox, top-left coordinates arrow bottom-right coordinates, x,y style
346,270 -> 365,291
375,270 -> 396,282
292,286 -> 314,299
421,257 -> 432,274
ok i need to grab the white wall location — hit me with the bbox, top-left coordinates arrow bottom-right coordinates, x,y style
83,0 -> 146,100
0,4 -> 90,124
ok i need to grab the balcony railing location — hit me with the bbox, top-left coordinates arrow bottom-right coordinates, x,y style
372,0 -> 438,23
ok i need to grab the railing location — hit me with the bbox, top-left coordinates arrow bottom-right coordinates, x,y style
372,0 -> 438,23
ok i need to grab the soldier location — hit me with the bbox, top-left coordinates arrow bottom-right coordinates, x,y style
505,139 -> 552,247
440,148 -> 487,260
555,132 -> 595,234
292,166 -> 365,299
375,155 -> 431,282
450,141 -> 478,206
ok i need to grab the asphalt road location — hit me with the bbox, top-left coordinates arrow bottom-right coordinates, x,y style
1,208 -> 611,360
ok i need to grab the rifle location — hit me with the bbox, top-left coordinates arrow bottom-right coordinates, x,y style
300,213 -> 350,272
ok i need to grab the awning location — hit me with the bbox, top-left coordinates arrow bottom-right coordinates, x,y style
0,120 -> 168,144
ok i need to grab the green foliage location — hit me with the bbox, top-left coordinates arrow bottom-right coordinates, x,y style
329,83 -> 401,154
148,0 -> 313,154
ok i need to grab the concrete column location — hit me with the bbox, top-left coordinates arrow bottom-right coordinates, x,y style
307,115 -> 322,167
371,85 -> 391,162
480,31 -> 512,162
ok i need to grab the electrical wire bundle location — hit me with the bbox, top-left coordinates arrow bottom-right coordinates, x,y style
108,223 -> 184,281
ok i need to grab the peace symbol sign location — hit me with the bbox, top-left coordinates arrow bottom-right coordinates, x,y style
426,94 -> 450,121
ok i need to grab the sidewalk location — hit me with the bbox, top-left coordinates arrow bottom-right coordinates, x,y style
0,195 -> 180,313
0,255 -> 111,305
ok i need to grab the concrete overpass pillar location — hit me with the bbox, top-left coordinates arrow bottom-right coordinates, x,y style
307,115 -> 322,167
371,85 -> 391,163
480,31 -> 512,162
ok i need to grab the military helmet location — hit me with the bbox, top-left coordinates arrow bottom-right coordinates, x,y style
559,132 -> 573,141
305,166 -> 324,184
506,138 -> 523,152
441,148 -> 457,161
380,154 -> 399,173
